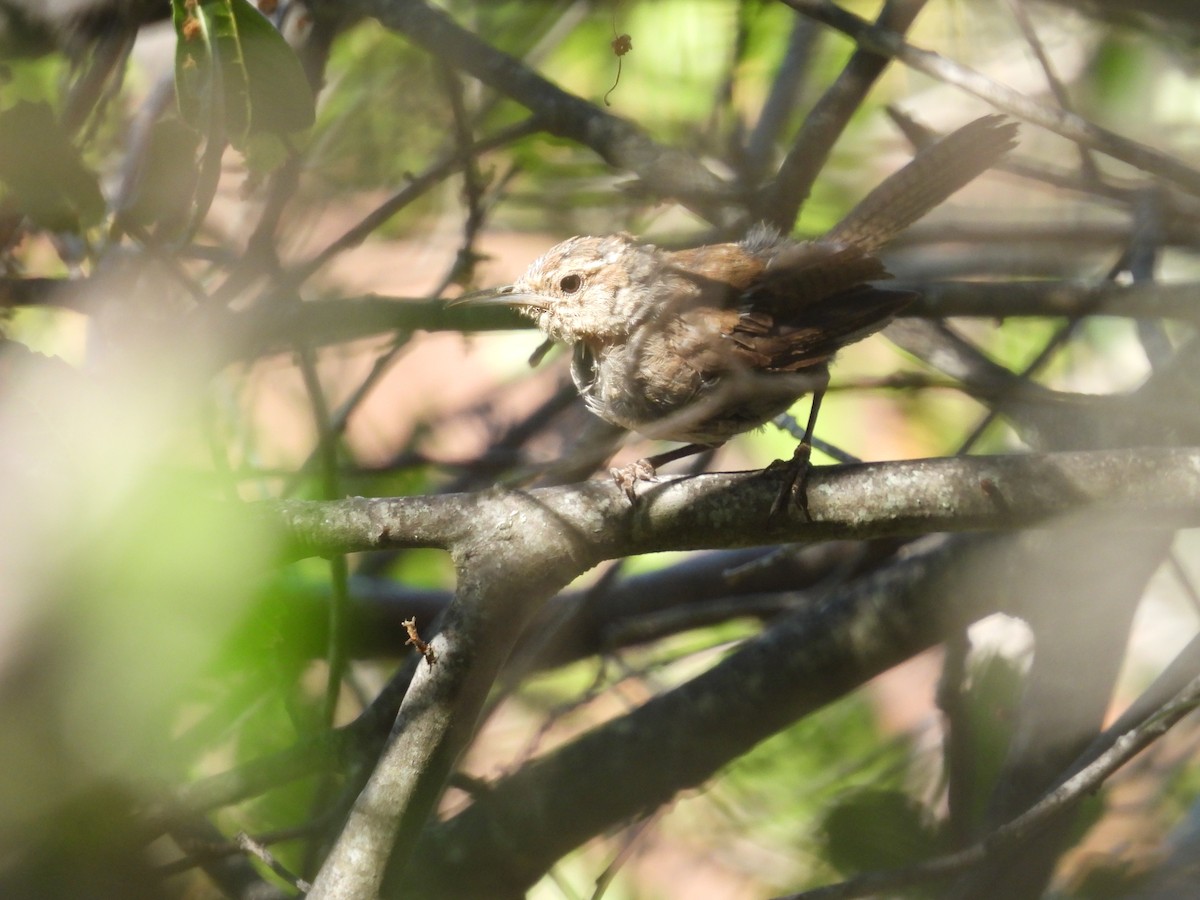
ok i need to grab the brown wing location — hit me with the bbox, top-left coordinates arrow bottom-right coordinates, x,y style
726,284 -> 914,372
667,241 -> 767,286
664,241 -> 768,307
724,237 -> 910,370
666,237 -> 890,312
666,235 -> 910,374
679,283 -> 912,376
750,241 -> 890,314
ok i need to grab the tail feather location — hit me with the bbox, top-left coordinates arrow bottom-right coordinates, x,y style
827,115 -> 1018,251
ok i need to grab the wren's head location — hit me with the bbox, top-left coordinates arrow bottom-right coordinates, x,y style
455,233 -> 664,346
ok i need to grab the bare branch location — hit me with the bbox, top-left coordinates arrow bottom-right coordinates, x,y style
409,523 -> 1173,896
781,0 -> 1200,197
187,279 -> 1200,365
270,448 -> 1200,562
761,0 -> 928,230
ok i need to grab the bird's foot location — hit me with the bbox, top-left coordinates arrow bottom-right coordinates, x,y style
610,458 -> 659,503
767,442 -> 813,520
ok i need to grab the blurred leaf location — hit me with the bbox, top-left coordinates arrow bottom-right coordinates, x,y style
821,788 -> 941,874
1071,856 -> 1153,898
711,692 -> 912,880
960,651 -> 1024,827
172,0 -> 313,151
389,547 -> 459,590
173,0 -> 248,140
0,101 -> 104,229
0,342 -> 280,797
1088,33 -> 1151,113
0,55 -> 68,109
59,476 -> 277,779
242,130 -> 291,174
308,22 -> 443,189
119,116 -> 202,237
231,0 -> 315,137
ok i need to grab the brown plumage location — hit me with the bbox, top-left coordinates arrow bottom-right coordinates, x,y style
457,115 -> 1018,454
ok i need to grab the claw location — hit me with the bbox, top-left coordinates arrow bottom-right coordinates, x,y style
610,458 -> 659,503
768,442 -> 813,520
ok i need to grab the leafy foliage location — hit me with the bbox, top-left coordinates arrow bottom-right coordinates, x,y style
0,101 -> 103,229
172,0 -> 314,149
2,1 -> 1200,898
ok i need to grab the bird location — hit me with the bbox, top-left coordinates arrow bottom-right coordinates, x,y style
455,115 -> 1018,510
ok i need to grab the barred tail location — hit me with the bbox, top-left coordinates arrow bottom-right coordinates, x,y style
827,115 -> 1019,251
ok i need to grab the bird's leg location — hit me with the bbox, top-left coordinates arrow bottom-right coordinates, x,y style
611,442 -> 713,502
527,338 -> 555,367
769,387 -> 826,519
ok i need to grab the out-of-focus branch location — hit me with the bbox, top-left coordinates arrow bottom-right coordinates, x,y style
779,668 -> 1200,900
901,280 -> 1200,320
195,280 -> 1200,362
742,17 -> 820,185
19,275 -> 1196,354
409,524 -> 1175,897
780,0 -> 1200,197
322,0 -> 738,223
271,547 -> 841,665
760,0 -> 928,230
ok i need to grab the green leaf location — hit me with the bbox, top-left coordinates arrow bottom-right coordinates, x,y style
171,0 -> 207,128
119,117 -> 202,237
821,789 -> 941,874
242,131 -> 290,174
230,0 -> 315,136
172,0 -> 313,151
0,101 -> 104,229
173,0 -> 250,142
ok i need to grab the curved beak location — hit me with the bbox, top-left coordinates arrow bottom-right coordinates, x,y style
449,285 -> 551,309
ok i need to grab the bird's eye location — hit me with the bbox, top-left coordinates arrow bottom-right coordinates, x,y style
559,274 -> 583,294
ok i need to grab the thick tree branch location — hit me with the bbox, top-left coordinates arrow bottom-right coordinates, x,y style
409,532 -> 987,896
409,523 -> 1174,896
305,487 -> 606,898
270,448 -> 1200,562
281,447 -> 1198,896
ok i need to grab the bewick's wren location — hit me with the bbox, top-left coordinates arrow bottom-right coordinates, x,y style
457,116 -> 1017,501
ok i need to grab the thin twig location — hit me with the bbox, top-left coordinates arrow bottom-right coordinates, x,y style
1003,0 -> 1099,181
760,0 -> 929,230
743,17 -> 819,185
293,117 -> 541,285
344,0 -> 739,223
780,0 -> 1200,196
